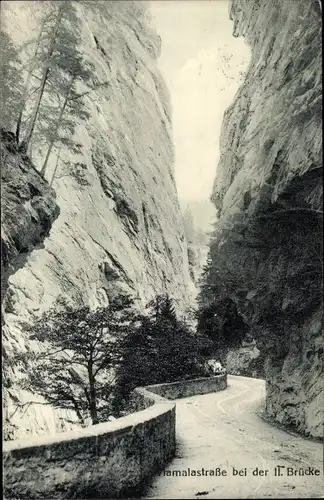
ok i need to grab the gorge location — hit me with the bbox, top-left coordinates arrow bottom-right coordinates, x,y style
1,0 -> 323,449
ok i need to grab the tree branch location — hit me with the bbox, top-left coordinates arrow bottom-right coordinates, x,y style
68,80 -> 109,102
37,347 -> 70,359
8,400 -> 53,421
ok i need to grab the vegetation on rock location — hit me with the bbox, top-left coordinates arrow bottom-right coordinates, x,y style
0,1 -> 103,182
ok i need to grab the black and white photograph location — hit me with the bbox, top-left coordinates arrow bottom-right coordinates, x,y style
1,0 -> 323,498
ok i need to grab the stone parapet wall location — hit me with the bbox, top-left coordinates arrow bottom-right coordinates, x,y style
146,374 -> 227,400
3,375 -> 227,499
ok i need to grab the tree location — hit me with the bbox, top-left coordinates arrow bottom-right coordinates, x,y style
17,1 -> 96,177
11,1 -> 78,147
113,294 -> 209,413
183,205 -> 196,243
24,1 -> 69,148
20,294 -> 135,425
2,1 -> 110,181
50,144 -> 62,187
33,95 -> 85,180
15,14 -> 47,143
146,293 -> 177,325
196,298 -> 247,351
0,30 -> 24,132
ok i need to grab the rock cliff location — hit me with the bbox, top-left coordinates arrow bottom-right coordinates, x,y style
2,1 -> 194,439
1,129 -> 63,439
211,0 -> 323,438
1,130 -> 59,310
225,342 -> 265,379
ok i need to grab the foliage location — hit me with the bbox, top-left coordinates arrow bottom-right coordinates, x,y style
2,1 -> 100,181
196,298 -> 247,350
183,206 -> 196,243
113,294 -> 210,414
0,30 -> 24,131
20,294 -> 135,425
197,184 -> 323,359
19,293 -> 217,425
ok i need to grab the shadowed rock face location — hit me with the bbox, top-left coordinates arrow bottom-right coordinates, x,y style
211,0 -> 323,437
1,129 -> 59,313
1,129 -> 62,439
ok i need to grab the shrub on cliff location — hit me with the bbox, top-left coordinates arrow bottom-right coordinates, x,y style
20,294 -> 135,425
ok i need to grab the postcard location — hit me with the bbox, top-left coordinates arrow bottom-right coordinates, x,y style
1,0 -> 323,498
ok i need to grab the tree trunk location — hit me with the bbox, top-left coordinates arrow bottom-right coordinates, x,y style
88,361 -> 98,425
50,144 -> 62,187
15,17 -> 45,144
72,399 -> 85,427
41,77 -> 74,176
24,4 -> 64,148
89,387 -> 98,425
15,110 -> 23,145
29,136 -> 34,162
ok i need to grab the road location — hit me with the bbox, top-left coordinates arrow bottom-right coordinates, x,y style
144,375 -> 323,499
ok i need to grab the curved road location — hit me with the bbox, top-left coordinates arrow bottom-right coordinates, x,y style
145,376 -> 323,499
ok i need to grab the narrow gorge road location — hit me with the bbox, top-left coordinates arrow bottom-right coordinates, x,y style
145,376 -> 323,499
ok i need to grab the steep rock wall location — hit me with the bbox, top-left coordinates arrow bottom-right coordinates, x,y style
225,343 -> 265,379
1,131 -> 59,310
211,0 -> 323,438
2,1 -> 194,439
1,130 -> 65,439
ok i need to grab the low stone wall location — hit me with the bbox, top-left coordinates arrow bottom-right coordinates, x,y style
3,375 -> 227,499
146,374 -> 227,400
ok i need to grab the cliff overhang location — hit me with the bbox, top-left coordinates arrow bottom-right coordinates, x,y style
209,0 -> 323,438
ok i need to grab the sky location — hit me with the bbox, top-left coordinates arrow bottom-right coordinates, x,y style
149,0 -> 250,202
